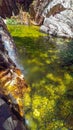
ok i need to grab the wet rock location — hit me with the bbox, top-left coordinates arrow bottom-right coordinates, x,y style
0,17 -> 16,69
0,17 -> 27,129
0,94 -> 26,130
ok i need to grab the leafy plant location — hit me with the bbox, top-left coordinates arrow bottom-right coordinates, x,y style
6,18 -> 18,25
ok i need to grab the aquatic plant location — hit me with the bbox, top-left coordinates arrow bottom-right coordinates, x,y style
8,25 -> 73,130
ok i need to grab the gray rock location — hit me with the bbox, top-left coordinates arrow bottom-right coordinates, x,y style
0,17 -> 27,130
40,0 -> 73,38
30,0 -> 51,24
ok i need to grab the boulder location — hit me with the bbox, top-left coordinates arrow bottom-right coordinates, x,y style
40,0 -> 73,38
0,17 -> 27,129
30,0 -> 51,25
31,0 -> 73,38
0,94 -> 26,130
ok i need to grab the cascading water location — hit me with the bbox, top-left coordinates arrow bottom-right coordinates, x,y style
0,17 -> 27,130
0,18 -> 24,72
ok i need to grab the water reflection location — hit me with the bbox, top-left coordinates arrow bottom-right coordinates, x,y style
14,35 -> 73,130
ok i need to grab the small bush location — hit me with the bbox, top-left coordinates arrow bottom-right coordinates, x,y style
6,18 -> 18,25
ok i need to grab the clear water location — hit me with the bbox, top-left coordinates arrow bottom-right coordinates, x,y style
15,35 -> 73,130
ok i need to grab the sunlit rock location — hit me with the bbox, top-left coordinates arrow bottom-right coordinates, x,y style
30,0 -> 51,25
0,17 -> 28,129
40,0 -> 73,38
31,0 -> 73,38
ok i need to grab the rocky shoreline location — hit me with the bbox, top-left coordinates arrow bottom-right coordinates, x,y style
0,16 -> 27,130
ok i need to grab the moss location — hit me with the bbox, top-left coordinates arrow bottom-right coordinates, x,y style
7,25 -> 73,130
7,25 -> 46,38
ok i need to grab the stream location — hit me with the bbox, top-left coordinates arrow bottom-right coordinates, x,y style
9,25 -> 73,130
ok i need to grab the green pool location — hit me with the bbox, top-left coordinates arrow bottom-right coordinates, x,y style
8,25 -> 73,130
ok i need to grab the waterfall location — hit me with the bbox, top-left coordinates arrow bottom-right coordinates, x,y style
0,18 -> 24,72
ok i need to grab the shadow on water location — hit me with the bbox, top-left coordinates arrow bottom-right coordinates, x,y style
13,35 -> 73,130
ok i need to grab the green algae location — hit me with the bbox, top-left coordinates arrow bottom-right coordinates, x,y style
8,25 -> 73,130
7,25 -> 46,38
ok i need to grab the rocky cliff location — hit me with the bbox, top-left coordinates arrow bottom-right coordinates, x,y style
0,0 -> 33,18
16,0 -> 33,11
0,0 -> 19,18
0,17 -> 27,130
30,0 -> 73,38
30,0 -> 51,25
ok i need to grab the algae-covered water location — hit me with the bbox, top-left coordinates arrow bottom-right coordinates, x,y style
8,25 -> 73,130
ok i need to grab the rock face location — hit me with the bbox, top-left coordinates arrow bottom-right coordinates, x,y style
0,94 -> 26,130
30,0 -> 51,25
0,0 -> 19,18
0,17 -> 27,129
30,0 -> 73,38
16,0 -> 33,11
0,0 -> 33,18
